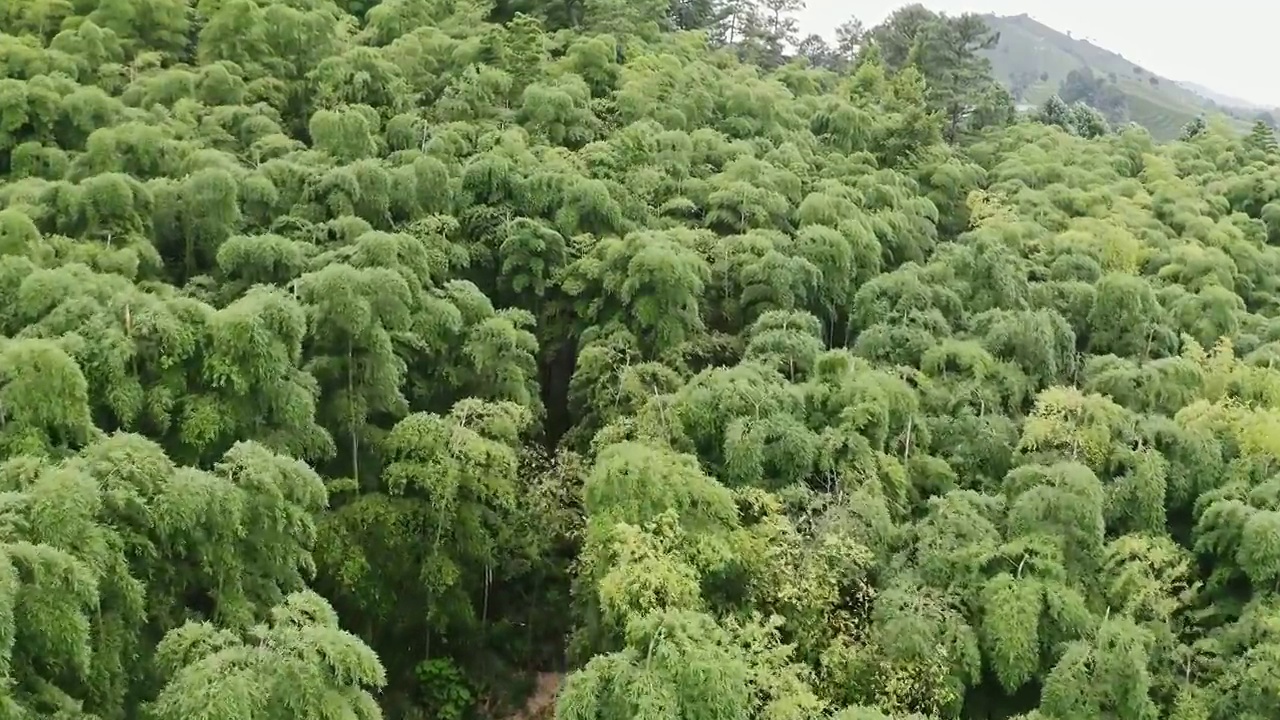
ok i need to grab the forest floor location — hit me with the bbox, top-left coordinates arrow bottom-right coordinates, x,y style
501,672 -> 563,720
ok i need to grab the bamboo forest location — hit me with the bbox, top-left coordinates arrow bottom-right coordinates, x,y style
4,0 -> 1280,717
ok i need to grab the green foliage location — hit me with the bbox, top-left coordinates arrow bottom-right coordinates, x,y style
149,591 -> 386,720
4,2 -> 1280,720
415,657 -> 475,720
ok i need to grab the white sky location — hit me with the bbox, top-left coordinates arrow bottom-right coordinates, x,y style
797,1 -> 1280,108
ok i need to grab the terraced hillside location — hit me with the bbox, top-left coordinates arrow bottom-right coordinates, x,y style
982,13 -> 1255,139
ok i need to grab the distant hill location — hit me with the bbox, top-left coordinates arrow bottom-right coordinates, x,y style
1176,80 -> 1269,112
980,13 -> 1260,140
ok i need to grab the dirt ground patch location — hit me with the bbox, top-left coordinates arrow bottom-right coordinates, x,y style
502,672 -> 563,720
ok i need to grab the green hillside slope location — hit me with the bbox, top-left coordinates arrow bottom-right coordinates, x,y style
981,13 -> 1252,139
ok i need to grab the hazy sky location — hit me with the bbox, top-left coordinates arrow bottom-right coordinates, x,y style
797,1 -> 1279,107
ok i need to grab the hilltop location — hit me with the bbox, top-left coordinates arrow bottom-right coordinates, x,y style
1177,80 -> 1269,111
981,13 -> 1270,138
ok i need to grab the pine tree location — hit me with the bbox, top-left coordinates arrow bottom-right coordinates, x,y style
1246,119 -> 1278,154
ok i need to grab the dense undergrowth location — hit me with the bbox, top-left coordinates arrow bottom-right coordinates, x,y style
3,0 -> 1280,719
